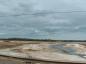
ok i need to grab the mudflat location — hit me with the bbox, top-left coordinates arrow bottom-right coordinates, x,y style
0,40 -> 86,64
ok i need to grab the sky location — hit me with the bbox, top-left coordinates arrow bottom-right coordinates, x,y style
0,0 -> 86,40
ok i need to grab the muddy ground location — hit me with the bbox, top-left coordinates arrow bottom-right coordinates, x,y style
0,40 -> 86,64
0,40 -> 62,64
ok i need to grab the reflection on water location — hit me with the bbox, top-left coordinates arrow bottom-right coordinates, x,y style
50,44 -> 86,59
50,44 -> 76,54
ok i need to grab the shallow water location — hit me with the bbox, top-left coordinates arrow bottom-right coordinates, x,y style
50,45 -> 76,54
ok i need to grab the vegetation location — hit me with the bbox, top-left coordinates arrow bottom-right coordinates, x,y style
0,38 -> 86,42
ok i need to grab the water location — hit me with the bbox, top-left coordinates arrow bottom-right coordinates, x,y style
50,45 -> 76,54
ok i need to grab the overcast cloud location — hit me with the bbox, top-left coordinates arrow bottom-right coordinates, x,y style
0,0 -> 86,40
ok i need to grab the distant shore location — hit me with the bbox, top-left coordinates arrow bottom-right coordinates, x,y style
0,38 -> 85,42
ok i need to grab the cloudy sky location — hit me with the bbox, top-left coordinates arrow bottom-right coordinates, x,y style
0,0 -> 86,40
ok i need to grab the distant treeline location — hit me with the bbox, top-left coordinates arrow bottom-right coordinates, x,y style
0,38 -> 85,42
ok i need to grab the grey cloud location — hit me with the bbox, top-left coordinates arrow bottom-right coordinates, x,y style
0,0 -> 86,39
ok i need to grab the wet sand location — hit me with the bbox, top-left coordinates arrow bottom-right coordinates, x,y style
0,40 -> 86,64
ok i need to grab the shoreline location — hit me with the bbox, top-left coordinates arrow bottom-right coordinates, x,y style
0,38 -> 86,42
